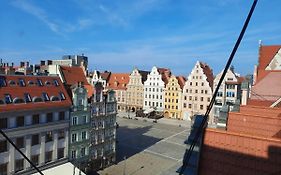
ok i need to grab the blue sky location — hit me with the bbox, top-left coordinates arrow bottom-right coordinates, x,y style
1,0 -> 281,76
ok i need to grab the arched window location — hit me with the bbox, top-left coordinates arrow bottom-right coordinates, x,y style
51,96 -> 60,101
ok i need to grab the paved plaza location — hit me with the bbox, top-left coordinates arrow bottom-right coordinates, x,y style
98,117 -> 192,175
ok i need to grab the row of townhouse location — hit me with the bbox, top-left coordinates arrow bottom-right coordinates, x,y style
0,60 -> 117,175
86,61 -> 250,123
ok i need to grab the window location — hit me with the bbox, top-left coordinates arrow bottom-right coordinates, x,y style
188,104 -> 192,109
195,82 -> 198,86
19,79 -> 25,87
145,101 -> 147,105
81,147 -> 86,157
184,96 -> 187,100
59,111 -> 65,120
205,90 -> 208,94
186,89 -> 188,93
195,97 -> 198,101
37,79 -> 43,86
59,92 -> 65,100
200,105 -> 204,110
176,99 -> 178,103
82,131 -> 87,140
0,140 -> 7,153
31,134 -> 40,146
189,96 -> 192,100
217,92 -> 223,97
195,90 -> 198,93
201,97 -> 204,101
9,80 -> 16,86
183,103 -> 186,108
54,79 -> 59,86
31,155 -> 39,166
16,137 -> 25,149
15,159 -> 24,172
0,163 -> 8,175
208,97 -> 211,102
58,130 -> 65,140
32,114 -> 40,124
201,90 -> 204,94
71,150 -> 76,159
28,81 -> 35,85
0,118 -> 7,129
24,93 -> 32,103
46,113 -> 53,123
45,81 -> 51,86
71,133 -> 77,143
190,82 -> 192,86
4,94 -> 12,104
42,93 -> 49,101
58,148 -> 64,159
72,117 -> 78,125
0,77 -> 6,87
45,131 -> 53,142
16,116 -> 24,127
45,151 -> 53,163
201,82 -> 204,86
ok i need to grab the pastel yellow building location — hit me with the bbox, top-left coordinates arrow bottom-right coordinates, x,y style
164,75 -> 186,119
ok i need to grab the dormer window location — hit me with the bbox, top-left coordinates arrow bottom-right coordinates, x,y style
42,93 -> 50,101
45,81 -> 51,86
0,99 -> 5,105
37,79 -> 43,86
28,81 -> 35,86
54,79 -> 59,86
0,77 -> 6,87
59,92 -> 66,100
24,93 -> 32,103
4,94 -> 12,104
19,79 -> 25,87
9,80 -> 16,86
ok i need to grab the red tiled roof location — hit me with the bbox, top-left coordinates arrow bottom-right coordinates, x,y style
100,71 -> 111,81
0,75 -> 72,113
176,76 -> 186,89
199,62 -> 214,89
60,66 -> 89,85
60,66 -> 93,97
107,73 -> 130,90
251,72 -> 281,102
256,45 -> 281,83
157,67 -> 171,85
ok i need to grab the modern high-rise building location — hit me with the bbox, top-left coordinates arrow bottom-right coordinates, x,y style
0,75 -> 71,175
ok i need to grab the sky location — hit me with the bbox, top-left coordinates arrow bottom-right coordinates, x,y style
0,0 -> 281,76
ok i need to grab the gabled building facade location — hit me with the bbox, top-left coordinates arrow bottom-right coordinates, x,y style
0,75 -> 71,175
164,75 -> 186,120
126,68 -> 149,112
90,83 -> 116,171
87,70 -> 108,89
182,61 -> 214,121
69,82 -> 91,172
143,66 -> 171,112
107,73 -> 129,112
213,68 -> 244,123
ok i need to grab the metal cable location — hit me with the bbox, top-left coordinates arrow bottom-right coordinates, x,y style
0,129 -> 44,175
179,0 -> 258,174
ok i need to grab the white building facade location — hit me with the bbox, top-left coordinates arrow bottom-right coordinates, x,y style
143,66 -> 166,112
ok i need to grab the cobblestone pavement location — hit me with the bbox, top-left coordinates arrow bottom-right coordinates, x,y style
98,117 -> 192,175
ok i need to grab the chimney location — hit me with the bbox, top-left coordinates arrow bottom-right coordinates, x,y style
26,62 -> 29,67
11,62 -> 14,67
47,60 -> 52,65
41,60 -> 46,66
20,62 -> 24,67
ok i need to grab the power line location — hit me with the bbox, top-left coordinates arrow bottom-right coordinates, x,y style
179,0 -> 258,174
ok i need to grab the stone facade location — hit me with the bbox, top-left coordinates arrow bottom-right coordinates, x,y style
126,68 -> 149,112
182,61 -> 214,121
